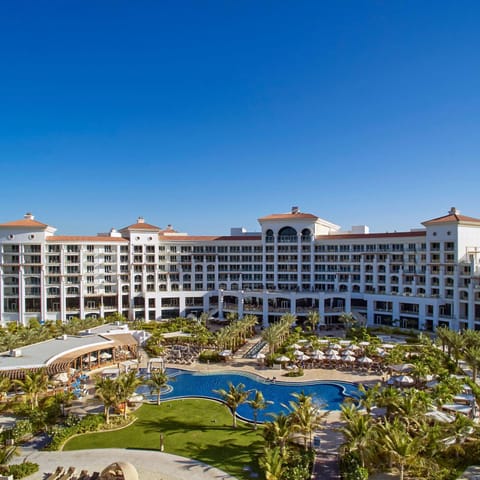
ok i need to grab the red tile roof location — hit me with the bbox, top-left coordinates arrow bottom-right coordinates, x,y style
422,213 -> 480,226
159,235 -> 262,242
120,222 -> 161,231
317,231 -> 426,240
47,236 -> 128,242
258,212 -> 318,221
0,218 -> 49,228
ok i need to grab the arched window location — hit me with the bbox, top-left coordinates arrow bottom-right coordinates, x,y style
265,229 -> 274,243
301,228 -> 312,241
278,226 -> 297,243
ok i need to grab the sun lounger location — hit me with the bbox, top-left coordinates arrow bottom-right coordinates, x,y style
46,466 -> 64,480
57,466 -> 76,480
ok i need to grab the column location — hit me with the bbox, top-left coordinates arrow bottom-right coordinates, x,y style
40,265 -> 47,323
238,292 -> 244,319
319,293 -> 325,325
297,234 -> 302,290
60,276 -> 67,323
218,289 -> 224,319
262,294 -> 269,328
18,266 -> 25,326
0,269 -> 4,327
273,234 -> 278,289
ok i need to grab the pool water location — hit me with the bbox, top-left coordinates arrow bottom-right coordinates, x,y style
137,368 -> 360,423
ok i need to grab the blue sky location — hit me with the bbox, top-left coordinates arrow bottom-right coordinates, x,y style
1,1 -> 479,235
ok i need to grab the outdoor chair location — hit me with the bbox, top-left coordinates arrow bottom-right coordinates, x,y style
58,466 -> 76,480
46,466 -> 64,480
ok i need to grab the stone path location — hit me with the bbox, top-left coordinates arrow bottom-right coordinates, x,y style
15,449 -> 237,480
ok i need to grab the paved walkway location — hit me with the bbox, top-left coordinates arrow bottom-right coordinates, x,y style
15,448 -> 236,480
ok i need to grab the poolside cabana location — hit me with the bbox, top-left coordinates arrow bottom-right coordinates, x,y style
148,357 -> 165,372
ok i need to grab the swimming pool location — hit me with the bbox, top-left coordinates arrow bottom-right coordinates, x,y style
137,368 -> 360,423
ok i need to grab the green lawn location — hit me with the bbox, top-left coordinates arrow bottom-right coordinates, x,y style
64,399 -> 264,480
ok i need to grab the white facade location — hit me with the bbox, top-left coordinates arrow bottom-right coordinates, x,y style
2,207 -> 480,332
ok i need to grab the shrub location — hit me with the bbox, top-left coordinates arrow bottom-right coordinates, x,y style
11,420 -> 33,442
339,452 -> 369,480
284,367 -> 304,377
1,461 -> 39,479
282,447 -> 315,480
45,414 -> 107,450
198,350 -> 221,363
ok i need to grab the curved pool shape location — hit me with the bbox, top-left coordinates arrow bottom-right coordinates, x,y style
137,368 -> 360,423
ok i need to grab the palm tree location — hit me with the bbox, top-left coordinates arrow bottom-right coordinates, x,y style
263,412 -> 292,457
463,346 -> 480,383
247,390 -> 273,430
95,376 -> 120,424
357,383 -> 381,415
14,369 -> 49,410
448,331 -> 465,367
262,326 -> 280,356
377,418 -> 420,480
117,371 -> 143,419
54,390 -> 75,417
287,392 -> 328,449
213,382 -> 251,428
260,446 -> 284,480
0,375 -> 11,401
436,326 -> 451,353
306,311 -> 320,333
147,370 -> 172,405
339,404 -> 376,468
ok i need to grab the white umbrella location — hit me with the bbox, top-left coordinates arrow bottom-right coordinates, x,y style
382,343 -> 395,349
358,356 -> 373,364
100,352 -> 112,360
390,363 -> 414,373
300,354 -> 310,361
325,348 -> 338,356
290,343 -> 302,350
88,355 -> 97,362
339,340 -> 351,346
53,372 -> 69,383
317,339 -> 329,344
326,352 -> 341,361
220,350 -> 232,357
312,349 -> 323,356
128,393 -> 144,403
395,375 -> 414,385
256,353 -> 266,360
441,404 -> 473,416
275,355 -> 290,363
329,343 -> 341,350
342,354 -> 356,363
425,410 -> 455,424
358,341 -> 370,346
294,349 -> 304,356
312,352 -> 325,360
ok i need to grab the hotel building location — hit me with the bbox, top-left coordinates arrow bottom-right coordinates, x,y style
1,207 -> 480,332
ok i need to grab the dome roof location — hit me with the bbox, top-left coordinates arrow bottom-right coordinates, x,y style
100,462 -> 139,480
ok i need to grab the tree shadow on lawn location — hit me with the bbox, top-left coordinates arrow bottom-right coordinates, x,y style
136,415 -> 236,435
178,437 -> 264,479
